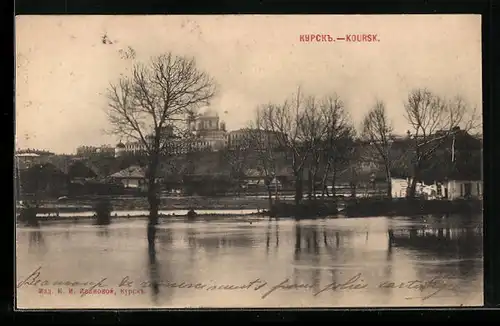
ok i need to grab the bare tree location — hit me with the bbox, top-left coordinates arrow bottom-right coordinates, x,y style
263,88 -> 319,205
403,88 -> 480,198
249,106 -> 282,209
318,95 -> 355,199
361,100 -> 394,198
223,138 -> 251,195
299,96 -> 331,200
105,52 -> 216,247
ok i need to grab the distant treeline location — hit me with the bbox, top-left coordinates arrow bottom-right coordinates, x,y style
15,130 -> 480,200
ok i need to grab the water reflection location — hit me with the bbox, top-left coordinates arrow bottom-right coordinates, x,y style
265,221 -> 280,253
96,226 -> 110,238
388,217 -> 483,282
292,224 -> 322,290
147,233 -> 160,304
182,229 -> 254,251
16,214 -> 483,308
28,228 -> 44,248
389,221 -> 482,259
157,228 -> 173,247
288,215 -> 481,299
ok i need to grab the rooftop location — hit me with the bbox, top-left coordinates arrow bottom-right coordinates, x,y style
109,165 -> 146,179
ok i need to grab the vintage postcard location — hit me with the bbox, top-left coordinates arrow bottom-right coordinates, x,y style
15,14 -> 483,309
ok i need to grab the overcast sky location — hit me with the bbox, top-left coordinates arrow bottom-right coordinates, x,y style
15,14 -> 481,154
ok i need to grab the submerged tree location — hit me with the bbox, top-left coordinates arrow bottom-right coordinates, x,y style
361,100 -> 394,198
256,89 -> 355,205
317,95 -> 355,198
249,106 -> 283,209
262,88 -> 316,205
298,95 -> 330,200
105,52 -> 216,248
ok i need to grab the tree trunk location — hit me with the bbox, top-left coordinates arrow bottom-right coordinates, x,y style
330,169 -> 337,198
147,155 -> 160,248
385,164 -> 392,199
350,167 -> 357,198
350,182 -> 357,198
294,170 -> 303,205
320,177 -> 326,198
294,224 -> 302,253
408,177 -> 417,198
407,164 -> 420,198
267,186 -> 273,211
321,163 -> 331,198
147,190 -> 159,248
274,176 -> 279,201
311,170 -> 319,201
307,169 -> 313,200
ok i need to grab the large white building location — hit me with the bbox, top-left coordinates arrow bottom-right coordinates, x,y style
189,109 -> 228,151
76,145 -> 115,157
115,109 -> 228,156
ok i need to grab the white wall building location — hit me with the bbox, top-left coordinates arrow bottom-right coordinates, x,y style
446,180 -> 483,200
391,177 -> 482,200
115,109 -> 228,155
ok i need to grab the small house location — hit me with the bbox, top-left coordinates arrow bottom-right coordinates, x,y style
391,178 -> 410,198
242,168 -> 267,188
109,165 -> 147,191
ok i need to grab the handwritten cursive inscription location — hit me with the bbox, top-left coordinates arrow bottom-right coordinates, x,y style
261,279 -> 314,299
312,273 -> 368,297
18,267 -> 459,301
139,278 -> 268,291
379,277 -> 458,300
17,266 -> 109,297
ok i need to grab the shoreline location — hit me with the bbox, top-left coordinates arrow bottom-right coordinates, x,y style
17,211 -> 274,225
17,197 -> 482,225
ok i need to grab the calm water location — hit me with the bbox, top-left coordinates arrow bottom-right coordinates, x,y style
16,214 -> 483,309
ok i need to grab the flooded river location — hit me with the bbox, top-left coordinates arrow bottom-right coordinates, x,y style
16,214 -> 483,309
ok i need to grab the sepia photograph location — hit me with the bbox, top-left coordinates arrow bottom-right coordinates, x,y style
15,14 -> 483,309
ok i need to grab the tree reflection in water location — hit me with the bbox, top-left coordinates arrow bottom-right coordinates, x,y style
275,221 -> 280,247
389,214 -> 483,281
28,227 -> 45,248
384,228 -> 394,282
96,226 -> 110,238
293,223 -> 322,291
265,220 -> 280,254
266,222 -> 271,253
147,227 -> 160,305
290,216 -> 482,297
157,228 -> 173,248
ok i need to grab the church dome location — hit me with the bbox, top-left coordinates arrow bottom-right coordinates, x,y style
116,142 -> 125,149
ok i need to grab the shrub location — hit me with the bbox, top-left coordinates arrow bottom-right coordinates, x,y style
94,199 -> 113,225
18,205 -> 39,227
